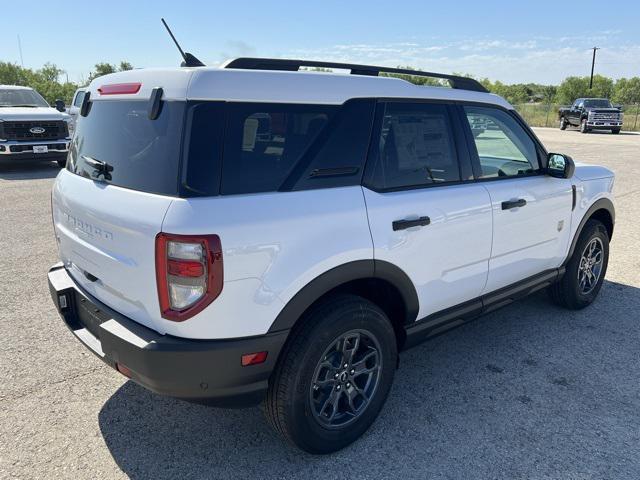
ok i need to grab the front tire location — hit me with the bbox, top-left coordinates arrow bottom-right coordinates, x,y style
580,119 -> 589,133
265,294 -> 397,454
56,158 -> 67,168
560,117 -> 567,130
611,129 -> 621,134
550,220 -> 609,309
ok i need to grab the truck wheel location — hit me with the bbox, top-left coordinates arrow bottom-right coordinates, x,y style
549,220 -> 609,310
265,294 -> 397,454
580,119 -> 589,133
611,129 -> 621,134
559,117 -> 567,130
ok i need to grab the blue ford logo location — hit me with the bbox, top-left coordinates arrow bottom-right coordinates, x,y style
29,127 -> 46,134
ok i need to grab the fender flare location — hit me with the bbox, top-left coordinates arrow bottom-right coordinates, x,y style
267,260 -> 419,333
564,197 -> 615,265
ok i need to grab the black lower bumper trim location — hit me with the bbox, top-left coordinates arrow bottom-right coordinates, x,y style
48,263 -> 289,407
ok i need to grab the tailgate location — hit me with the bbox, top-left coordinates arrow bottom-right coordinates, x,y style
52,170 -> 173,333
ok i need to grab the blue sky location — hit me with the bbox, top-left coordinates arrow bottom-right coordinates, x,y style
2,0 -> 639,85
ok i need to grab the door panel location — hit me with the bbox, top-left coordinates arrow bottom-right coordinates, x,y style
364,185 -> 492,318
481,176 -> 573,293
363,101 -> 493,319
460,104 -> 573,294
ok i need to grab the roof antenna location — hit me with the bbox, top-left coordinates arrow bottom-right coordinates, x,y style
161,18 -> 205,67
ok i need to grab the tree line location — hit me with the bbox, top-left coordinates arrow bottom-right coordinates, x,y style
1,60 -> 639,107
0,61 -> 133,104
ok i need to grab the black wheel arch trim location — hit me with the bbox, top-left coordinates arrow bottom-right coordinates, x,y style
564,197 -> 615,265
267,260 -> 419,333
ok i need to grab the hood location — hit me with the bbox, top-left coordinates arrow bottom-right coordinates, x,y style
573,162 -> 614,181
0,106 -> 70,122
585,107 -> 620,113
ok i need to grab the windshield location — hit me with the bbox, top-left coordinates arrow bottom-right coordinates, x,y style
583,99 -> 613,108
0,88 -> 49,107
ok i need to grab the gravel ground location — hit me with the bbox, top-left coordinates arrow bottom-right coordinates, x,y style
0,128 -> 639,479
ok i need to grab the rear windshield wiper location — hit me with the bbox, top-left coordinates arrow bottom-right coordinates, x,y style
82,155 -> 113,181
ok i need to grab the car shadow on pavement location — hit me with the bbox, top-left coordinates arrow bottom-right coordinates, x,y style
98,280 -> 640,480
0,160 -> 61,180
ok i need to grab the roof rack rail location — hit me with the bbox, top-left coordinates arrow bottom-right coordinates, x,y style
224,57 -> 489,93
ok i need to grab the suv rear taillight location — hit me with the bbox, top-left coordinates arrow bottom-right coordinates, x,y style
155,233 -> 223,321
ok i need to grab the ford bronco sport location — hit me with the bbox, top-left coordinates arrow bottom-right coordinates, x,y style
48,58 -> 615,454
0,85 -> 72,166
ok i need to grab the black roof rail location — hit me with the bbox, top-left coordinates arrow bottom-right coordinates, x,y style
224,57 -> 489,93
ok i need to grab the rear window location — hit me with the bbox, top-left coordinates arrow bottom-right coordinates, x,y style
67,100 -> 185,195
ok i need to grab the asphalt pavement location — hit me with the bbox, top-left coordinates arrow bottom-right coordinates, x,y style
1,128 -> 639,479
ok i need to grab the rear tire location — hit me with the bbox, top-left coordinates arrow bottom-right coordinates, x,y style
549,220 -> 609,309
580,119 -> 589,133
264,294 -> 397,454
559,117 -> 567,130
611,129 -> 621,134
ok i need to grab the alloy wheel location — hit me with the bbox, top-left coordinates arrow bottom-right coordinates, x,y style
577,237 -> 604,295
309,329 -> 382,428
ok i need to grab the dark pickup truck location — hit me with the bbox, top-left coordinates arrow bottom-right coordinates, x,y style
558,98 -> 623,134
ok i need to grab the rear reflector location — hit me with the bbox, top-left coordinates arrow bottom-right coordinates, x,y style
98,82 -> 142,95
241,351 -> 268,367
116,363 -> 132,378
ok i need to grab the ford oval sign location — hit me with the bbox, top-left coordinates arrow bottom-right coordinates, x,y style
29,127 -> 46,134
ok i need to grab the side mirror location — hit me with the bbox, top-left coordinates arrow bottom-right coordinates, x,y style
547,153 -> 575,179
54,99 -> 66,112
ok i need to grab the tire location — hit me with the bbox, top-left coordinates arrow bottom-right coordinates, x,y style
549,219 -> 609,309
265,294 -> 397,454
559,117 -> 567,130
611,129 -> 621,134
56,158 -> 67,168
580,119 -> 589,133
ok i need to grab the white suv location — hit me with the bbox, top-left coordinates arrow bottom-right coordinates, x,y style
48,58 -> 615,453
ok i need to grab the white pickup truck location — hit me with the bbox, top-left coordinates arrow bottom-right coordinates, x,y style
0,85 -> 72,167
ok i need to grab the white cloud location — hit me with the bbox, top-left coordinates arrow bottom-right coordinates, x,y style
282,35 -> 639,84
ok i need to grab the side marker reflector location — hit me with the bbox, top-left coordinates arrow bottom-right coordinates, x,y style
241,351 -> 268,367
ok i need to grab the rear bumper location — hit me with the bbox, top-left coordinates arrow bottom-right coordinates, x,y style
48,263 -> 289,407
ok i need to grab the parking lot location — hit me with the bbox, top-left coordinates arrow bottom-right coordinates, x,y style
0,127 -> 638,479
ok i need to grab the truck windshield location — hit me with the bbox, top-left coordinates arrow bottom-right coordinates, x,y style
583,99 -> 613,108
0,88 -> 49,107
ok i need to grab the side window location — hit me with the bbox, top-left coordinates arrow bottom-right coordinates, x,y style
287,99 -> 375,191
73,91 -> 85,108
367,102 -> 460,190
221,103 -> 336,195
463,106 -> 539,179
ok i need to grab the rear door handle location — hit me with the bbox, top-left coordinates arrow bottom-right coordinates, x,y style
501,199 -> 527,210
392,216 -> 431,231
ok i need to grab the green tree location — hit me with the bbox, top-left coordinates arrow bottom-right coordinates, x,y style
556,75 -> 614,104
613,77 -> 640,105
87,61 -> 134,82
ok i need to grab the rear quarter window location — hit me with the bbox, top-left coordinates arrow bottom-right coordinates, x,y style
220,103 -> 337,195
